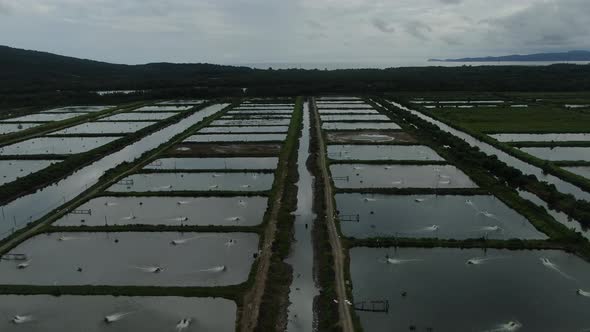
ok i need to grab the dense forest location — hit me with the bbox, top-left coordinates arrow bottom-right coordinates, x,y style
2,45 -> 590,107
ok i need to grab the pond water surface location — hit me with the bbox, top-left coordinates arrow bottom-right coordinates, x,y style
50,122 -> 156,135
322,122 -> 401,131
0,160 -> 59,185
520,147 -> 590,161
6,113 -> 82,122
320,114 -> 390,122
327,145 -> 443,161
199,126 -> 288,134
145,157 -> 278,170
0,123 -> 42,135
491,133 -> 590,142
99,112 -> 177,121
185,133 -> 286,143
0,137 -> 119,155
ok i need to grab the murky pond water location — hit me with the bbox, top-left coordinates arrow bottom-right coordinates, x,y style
319,109 -> 379,115
135,106 -> 192,112
211,119 -> 291,126
50,122 -> 156,135
223,114 -> 292,119
42,106 -> 114,113
320,114 -> 390,122
336,194 -> 546,239
145,157 -> 278,170
199,126 -> 288,133
5,113 -> 83,122
520,147 -> 590,161
99,112 -> 177,121
0,123 -> 42,135
350,247 -> 590,332
228,110 -> 293,115
108,172 -> 274,192
327,145 -> 443,161
0,232 -> 258,286
159,99 -> 205,105
330,164 -> 478,189
317,105 -> 373,109
0,295 -> 236,331
54,196 -> 268,227
0,160 -> 59,185
0,136 -> 119,155
563,166 -> 590,180
491,133 -> 590,142
185,133 -> 286,142
322,122 -> 401,131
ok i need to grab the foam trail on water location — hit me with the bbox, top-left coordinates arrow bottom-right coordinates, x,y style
577,289 -> 590,297
225,239 -> 237,247
17,260 -> 32,269
466,256 -> 505,265
168,217 -> 189,222
209,184 -> 219,189
200,265 -> 226,273
541,258 -> 575,280
225,216 -> 241,222
176,318 -> 192,331
384,258 -> 423,265
176,200 -> 190,205
170,234 -> 225,245
483,321 -> 522,332
240,184 -> 252,188
362,197 -> 377,202
212,174 -> 223,178
353,166 -> 364,170
132,266 -> 164,273
238,200 -> 247,207
105,202 -> 118,206
420,225 -> 439,232
391,180 -> 403,185
58,236 -> 88,241
12,315 -> 33,324
121,213 -> 136,221
104,311 -> 134,323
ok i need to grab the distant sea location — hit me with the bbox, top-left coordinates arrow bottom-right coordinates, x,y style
233,60 -> 590,70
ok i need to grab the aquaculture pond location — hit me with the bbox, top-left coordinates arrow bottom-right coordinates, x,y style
6,113 -> 82,122
350,247 -> 590,332
99,112 -> 178,121
159,99 -> 204,105
211,119 -> 291,126
185,133 -> 286,143
108,172 -> 274,192
519,147 -> 590,161
317,100 -> 366,104
228,110 -> 293,115
0,123 -> 42,135
322,122 -> 401,131
491,133 -> 590,142
563,166 -> 590,180
199,126 -> 289,134
326,131 -> 416,144
0,136 -> 119,155
222,114 -> 292,119
134,106 -> 191,112
330,164 -> 478,189
54,196 -> 268,227
327,145 -> 444,161
42,106 -> 113,113
50,121 -> 156,135
0,232 -> 259,287
317,104 -> 373,109
145,157 -> 278,170
0,160 -> 58,185
318,109 -> 379,115
335,194 -> 546,239
320,114 -> 390,122
0,295 -> 236,331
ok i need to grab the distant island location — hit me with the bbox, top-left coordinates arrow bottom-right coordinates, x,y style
429,50 -> 590,62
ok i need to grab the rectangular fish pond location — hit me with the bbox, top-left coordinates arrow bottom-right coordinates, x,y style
330,164 -> 478,189
0,136 -> 119,155
0,123 -> 42,135
108,172 -> 274,192
42,106 -> 113,113
50,122 -> 156,135
0,232 -> 258,286
491,133 -> 590,142
99,112 -> 178,121
134,106 -> 192,112
184,133 -> 286,143
145,157 -> 278,170
327,145 -> 444,161
319,109 -> 379,115
520,147 -> 590,161
0,160 -> 59,185
563,166 -> 590,180
322,122 -> 401,131
228,110 -> 293,115
210,119 -> 291,126
320,114 -> 390,122
54,196 -> 268,227
199,126 -> 289,134
5,113 -> 83,122
350,247 -> 590,332
335,194 -> 546,239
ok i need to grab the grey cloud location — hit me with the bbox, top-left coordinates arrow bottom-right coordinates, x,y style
404,21 -> 432,40
372,18 -> 395,33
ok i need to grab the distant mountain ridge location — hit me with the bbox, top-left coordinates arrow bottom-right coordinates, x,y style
429,50 -> 590,62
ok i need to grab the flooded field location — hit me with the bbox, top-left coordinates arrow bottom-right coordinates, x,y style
492,133 -> 590,142
211,119 -> 291,126
336,194 -> 545,239
0,295 -> 235,331
99,112 -> 178,121
330,164 -> 478,189
6,113 -> 83,122
0,160 -> 58,185
199,126 -> 288,134
42,106 -> 113,113
520,147 -> 590,161
108,172 -> 274,192
0,136 -> 119,155
54,196 -> 267,226
320,114 -> 390,122
0,232 -> 258,286
145,157 -> 278,170
0,123 -> 42,134
327,145 -> 443,161
50,122 -> 156,135
326,131 -> 417,144
185,133 -> 286,143
322,122 -> 401,131
350,247 -> 590,332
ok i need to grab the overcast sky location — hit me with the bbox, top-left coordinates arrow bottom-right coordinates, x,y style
0,0 -> 588,66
